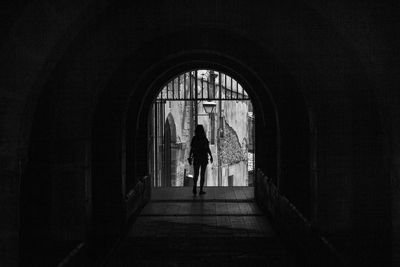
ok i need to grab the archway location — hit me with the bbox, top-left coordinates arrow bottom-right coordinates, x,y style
122,35 -> 312,218
164,117 -> 172,186
163,113 -> 178,187
20,27 -> 313,266
150,69 -> 255,189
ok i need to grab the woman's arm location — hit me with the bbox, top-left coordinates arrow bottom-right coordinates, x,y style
189,138 -> 195,158
207,141 -> 213,163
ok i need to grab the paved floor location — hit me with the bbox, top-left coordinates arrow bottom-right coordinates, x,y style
106,187 -> 294,266
150,186 -> 254,202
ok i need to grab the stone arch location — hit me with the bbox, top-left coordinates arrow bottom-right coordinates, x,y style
18,26 -> 311,266
166,113 -> 177,143
121,28 -> 311,216
164,113 -> 178,186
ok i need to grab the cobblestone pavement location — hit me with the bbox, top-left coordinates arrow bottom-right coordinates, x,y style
106,187 -> 294,266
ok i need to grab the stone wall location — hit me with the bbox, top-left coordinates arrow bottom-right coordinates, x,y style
219,122 -> 247,165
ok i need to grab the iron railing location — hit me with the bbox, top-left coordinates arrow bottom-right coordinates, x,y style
156,70 -> 250,101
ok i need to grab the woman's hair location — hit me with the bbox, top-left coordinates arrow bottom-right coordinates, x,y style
195,125 -> 206,137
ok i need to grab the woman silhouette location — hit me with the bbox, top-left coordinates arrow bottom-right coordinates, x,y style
189,125 -> 213,194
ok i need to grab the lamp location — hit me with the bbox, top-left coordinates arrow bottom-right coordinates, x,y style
202,100 -> 216,114
202,70 -> 218,114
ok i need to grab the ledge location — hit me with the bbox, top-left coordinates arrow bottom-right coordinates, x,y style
255,169 -> 348,267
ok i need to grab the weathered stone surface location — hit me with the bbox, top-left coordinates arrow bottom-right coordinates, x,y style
218,122 -> 247,165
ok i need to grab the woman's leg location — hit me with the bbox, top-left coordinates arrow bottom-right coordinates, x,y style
199,162 -> 207,193
193,163 -> 200,194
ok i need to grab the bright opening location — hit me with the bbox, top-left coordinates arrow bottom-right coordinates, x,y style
149,69 -> 255,187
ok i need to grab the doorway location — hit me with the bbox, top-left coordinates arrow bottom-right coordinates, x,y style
149,69 -> 255,188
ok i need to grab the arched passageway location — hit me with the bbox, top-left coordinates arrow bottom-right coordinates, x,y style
19,29 -> 314,266
101,45 -> 314,264
14,4 -> 391,265
121,38 -> 313,218
106,68 -> 300,266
